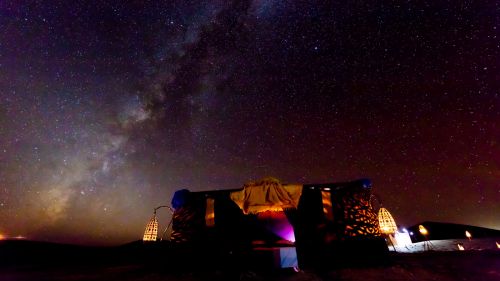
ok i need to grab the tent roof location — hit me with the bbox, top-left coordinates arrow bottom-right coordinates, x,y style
229,177 -> 303,215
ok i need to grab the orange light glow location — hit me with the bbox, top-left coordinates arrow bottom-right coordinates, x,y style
143,215 -> 159,242
0,234 -> 5,240
321,191 -> 333,221
496,242 -> 500,249
418,225 -> 428,236
457,244 -> 465,251
465,230 -> 472,240
378,208 -> 398,235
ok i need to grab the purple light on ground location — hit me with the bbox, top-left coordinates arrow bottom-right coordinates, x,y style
258,211 -> 296,242
276,222 -> 296,242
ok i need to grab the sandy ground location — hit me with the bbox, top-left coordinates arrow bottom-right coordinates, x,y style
1,239 -> 499,281
1,250 -> 500,281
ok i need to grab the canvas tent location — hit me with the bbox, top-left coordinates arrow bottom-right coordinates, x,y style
169,177 -> 386,268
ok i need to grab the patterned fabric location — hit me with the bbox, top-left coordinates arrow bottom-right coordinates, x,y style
170,205 -> 205,243
335,189 -> 381,238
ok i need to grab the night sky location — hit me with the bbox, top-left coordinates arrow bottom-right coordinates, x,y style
0,1 -> 498,245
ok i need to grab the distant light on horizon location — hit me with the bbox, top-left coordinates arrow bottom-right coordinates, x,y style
0,234 -> 26,240
465,230 -> 472,240
419,225 -> 429,236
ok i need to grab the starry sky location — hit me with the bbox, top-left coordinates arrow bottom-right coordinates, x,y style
0,1 -> 498,245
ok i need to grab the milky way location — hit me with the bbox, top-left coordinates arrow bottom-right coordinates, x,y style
0,1 -> 499,245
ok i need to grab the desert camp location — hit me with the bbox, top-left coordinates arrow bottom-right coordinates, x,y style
143,177 -> 388,269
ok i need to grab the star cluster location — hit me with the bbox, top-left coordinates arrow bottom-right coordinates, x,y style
0,1 -> 498,245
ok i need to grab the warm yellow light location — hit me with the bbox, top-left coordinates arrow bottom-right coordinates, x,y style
0,234 -> 4,240
496,242 -> 500,249
205,198 -> 215,227
457,244 -> 465,251
143,215 -> 159,242
419,225 -> 428,236
465,230 -> 472,240
378,208 -> 397,234
321,191 -> 334,221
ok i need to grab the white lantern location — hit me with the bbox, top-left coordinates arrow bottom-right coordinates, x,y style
143,215 -> 159,242
378,207 -> 397,234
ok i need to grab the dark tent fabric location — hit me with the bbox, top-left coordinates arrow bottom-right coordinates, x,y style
171,189 -> 191,209
293,179 -> 383,267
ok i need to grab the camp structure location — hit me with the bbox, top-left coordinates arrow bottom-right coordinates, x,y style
167,177 -> 387,269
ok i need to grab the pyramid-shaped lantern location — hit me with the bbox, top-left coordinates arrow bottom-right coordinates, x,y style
378,207 -> 397,234
143,214 -> 159,242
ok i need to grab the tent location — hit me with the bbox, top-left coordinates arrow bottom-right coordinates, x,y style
169,177 -> 386,268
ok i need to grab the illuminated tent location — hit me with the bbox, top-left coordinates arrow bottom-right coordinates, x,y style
168,177 -> 386,268
169,178 -> 301,245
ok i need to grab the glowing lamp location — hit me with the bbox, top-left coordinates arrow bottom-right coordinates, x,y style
143,215 -> 159,242
465,230 -> 472,240
457,244 -> 465,251
418,225 -> 428,236
378,207 -> 397,234
496,242 -> 500,249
